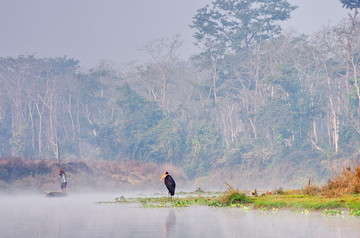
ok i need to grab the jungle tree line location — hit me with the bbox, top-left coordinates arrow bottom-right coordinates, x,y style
0,0 -> 359,177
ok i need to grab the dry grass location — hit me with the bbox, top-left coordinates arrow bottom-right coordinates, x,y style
320,166 -> 360,197
299,166 -> 360,197
302,185 -> 321,195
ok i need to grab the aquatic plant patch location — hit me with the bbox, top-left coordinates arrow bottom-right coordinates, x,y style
350,209 -> 360,216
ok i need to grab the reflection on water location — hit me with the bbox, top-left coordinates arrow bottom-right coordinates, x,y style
165,209 -> 176,237
0,194 -> 359,238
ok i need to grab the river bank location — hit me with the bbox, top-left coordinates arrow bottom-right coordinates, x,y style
98,189 -> 360,217
97,166 -> 360,216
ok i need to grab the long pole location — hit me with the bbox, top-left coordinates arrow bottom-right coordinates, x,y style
57,140 -> 61,166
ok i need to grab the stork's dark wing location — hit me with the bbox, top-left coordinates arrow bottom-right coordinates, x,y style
164,175 -> 176,196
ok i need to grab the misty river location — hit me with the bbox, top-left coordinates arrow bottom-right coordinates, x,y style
1,193 -> 359,238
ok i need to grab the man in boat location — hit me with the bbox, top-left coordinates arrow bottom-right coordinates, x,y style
59,168 -> 67,192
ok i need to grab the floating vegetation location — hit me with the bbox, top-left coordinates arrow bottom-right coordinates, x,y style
229,203 -> 252,209
322,209 -> 344,216
115,196 -> 127,202
141,201 -> 168,208
350,209 -> 360,216
95,195 -> 134,204
209,202 -> 230,207
293,209 -> 310,214
136,196 -> 217,208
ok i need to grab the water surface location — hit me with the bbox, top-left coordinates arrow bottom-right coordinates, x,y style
0,193 -> 359,238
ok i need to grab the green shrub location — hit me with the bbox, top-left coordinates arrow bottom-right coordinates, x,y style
219,190 -> 252,205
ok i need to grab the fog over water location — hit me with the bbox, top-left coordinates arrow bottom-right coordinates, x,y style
0,1 -> 358,237
1,193 -> 359,238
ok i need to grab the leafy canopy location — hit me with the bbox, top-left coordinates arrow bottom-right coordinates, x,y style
190,0 -> 297,53
340,0 -> 360,9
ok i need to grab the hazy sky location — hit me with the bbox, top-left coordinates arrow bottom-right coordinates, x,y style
0,0 -> 351,68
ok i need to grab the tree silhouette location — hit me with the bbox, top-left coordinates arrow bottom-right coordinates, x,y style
340,0 -> 360,9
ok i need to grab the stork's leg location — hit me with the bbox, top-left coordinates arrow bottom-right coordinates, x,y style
167,192 -> 173,200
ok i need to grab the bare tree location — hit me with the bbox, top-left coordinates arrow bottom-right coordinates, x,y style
141,35 -> 183,111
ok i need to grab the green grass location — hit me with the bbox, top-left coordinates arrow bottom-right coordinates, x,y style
252,194 -> 360,211
350,209 -> 360,216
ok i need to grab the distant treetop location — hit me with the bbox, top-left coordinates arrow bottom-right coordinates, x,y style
340,0 -> 360,10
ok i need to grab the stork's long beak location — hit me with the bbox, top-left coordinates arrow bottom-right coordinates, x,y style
160,173 -> 167,181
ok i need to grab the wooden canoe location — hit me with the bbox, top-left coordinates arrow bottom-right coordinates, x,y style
45,191 -> 68,197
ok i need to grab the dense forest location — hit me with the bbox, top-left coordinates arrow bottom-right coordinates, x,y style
0,0 -> 359,187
